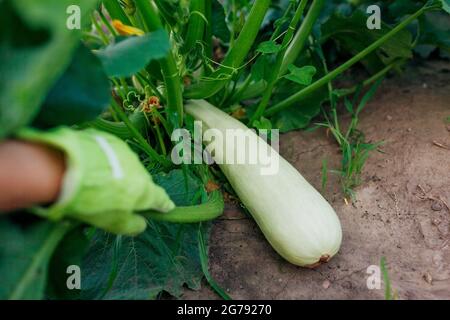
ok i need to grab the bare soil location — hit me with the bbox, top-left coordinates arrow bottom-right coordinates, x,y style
184,60 -> 450,300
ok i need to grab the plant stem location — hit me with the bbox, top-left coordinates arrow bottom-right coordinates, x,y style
110,99 -> 171,167
229,73 -> 252,104
159,57 -> 184,126
198,225 -> 231,300
102,0 -> 131,25
184,0 -> 271,99
182,0 -> 206,53
335,60 -> 402,98
316,43 -> 340,132
134,0 -> 161,30
250,0 -> 309,123
203,0 -> 213,76
229,0 -> 237,47
150,112 -> 167,155
266,5 -> 431,116
154,0 -> 177,26
141,190 -> 224,223
280,0 -> 325,75
92,13 -> 110,45
135,0 -> 184,126
98,8 -> 118,37
270,1 -> 294,41
136,72 -> 164,101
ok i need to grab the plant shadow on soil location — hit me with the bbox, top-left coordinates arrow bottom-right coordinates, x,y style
183,60 -> 450,300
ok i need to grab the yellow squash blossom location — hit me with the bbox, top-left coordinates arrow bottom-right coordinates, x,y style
112,20 -> 144,36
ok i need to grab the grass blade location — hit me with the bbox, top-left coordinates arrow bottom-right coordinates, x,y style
198,225 -> 231,300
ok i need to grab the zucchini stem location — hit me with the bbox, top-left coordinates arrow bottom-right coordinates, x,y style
141,190 -> 224,223
279,0 -> 325,75
135,0 -> 184,126
110,99 -> 171,167
266,4 -> 434,116
184,0 -> 271,99
250,0 -> 309,124
182,0 -> 206,54
103,0 -> 132,25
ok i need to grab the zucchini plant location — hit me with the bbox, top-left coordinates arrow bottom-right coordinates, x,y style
0,0 -> 449,300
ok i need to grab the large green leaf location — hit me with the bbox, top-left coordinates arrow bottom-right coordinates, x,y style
415,11 -> 450,58
388,0 -> 423,19
439,0 -> 450,13
95,30 -> 170,77
0,218 -> 71,300
33,44 -> 111,127
256,40 -> 282,54
80,169 -> 209,299
283,65 -> 317,86
272,86 -> 328,133
321,10 -> 413,73
46,226 -> 90,299
0,0 -> 98,138
212,0 -> 231,42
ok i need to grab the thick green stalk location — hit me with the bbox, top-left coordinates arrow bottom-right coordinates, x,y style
229,74 -> 252,104
234,79 -> 266,101
135,0 -> 184,126
87,112 -> 147,139
110,100 -> 171,167
182,0 -> 206,53
98,8 -> 118,36
203,0 -> 213,74
280,0 -> 325,75
270,1 -> 294,41
250,0 -> 309,123
336,60 -> 402,98
184,0 -> 271,99
92,13 -> 110,44
266,5 -> 431,116
230,0 -> 324,104
103,0 -> 131,25
160,57 -> 184,126
142,190 -> 224,223
154,0 -> 177,26
134,0 -> 162,30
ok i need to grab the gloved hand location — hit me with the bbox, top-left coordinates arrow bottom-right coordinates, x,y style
17,127 -> 175,236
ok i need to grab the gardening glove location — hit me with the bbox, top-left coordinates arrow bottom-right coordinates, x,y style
16,127 -> 175,236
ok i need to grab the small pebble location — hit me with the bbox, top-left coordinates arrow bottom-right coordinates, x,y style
386,115 -> 393,121
322,280 -> 331,289
431,201 -> 443,211
407,128 -> 412,132
423,272 -> 433,285
431,218 -> 441,226
422,83 -> 428,89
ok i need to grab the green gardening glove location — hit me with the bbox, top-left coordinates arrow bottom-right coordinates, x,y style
17,127 -> 175,236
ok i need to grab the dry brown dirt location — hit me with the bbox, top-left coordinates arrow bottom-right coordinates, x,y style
184,60 -> 450,300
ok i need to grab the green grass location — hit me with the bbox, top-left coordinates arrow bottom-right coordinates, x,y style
319,80 -> 383,199
198,225 -> 232,300
380,256 -> 394,300
321,158 -> 328,191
